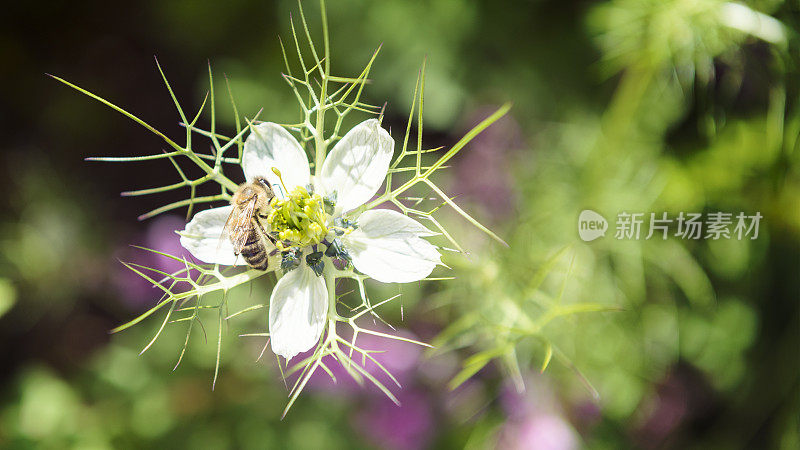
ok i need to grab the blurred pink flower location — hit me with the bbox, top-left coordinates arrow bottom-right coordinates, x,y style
498,413 -> 579,450
498,377 -> 580,450
354,389 -> 434,450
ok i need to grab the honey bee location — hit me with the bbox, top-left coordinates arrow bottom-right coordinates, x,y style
224,177 -> 277,270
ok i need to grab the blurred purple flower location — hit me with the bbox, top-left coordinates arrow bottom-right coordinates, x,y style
354,389 -> 434,450
499,376 -> 556,420
571,400 -> 602,433
634,363 -> 716,448
144,214 -> 188,273
500,383 -> 537,421
113,215 -> 189,308
452,108 -> 525,220
308,324 -> 423,394
305,352 -> 361,395
293,323 -> 437,449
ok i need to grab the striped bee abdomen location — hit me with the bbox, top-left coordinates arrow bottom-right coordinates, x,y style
239,230 -> 269,270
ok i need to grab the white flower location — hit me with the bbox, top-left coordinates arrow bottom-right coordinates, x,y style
178,119 -> 441,360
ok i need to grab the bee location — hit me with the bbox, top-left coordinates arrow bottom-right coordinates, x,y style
224,176 -> 277,270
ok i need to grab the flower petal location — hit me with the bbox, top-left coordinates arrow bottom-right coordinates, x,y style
242,122 -> 310,196
269,264 -> 328,360
179,206 -> 241,265
343,209 -> 440,283
320,119 -> 393,214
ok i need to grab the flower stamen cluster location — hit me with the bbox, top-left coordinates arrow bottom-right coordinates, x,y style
267,185 -> 328,251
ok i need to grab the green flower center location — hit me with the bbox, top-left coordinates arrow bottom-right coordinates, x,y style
267,186 -> 328,250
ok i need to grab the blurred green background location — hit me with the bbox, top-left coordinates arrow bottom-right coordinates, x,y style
1,0 -> 798,448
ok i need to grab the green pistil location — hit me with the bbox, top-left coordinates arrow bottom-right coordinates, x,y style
268,186 -> 329,250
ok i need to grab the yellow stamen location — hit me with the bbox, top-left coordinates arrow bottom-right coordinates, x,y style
267,185 -> 329,249
271,167 -> 289,195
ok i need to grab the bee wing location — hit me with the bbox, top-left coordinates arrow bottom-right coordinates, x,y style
253,215 -> 278,251
223,198 -> 258,255
216,211 -> 238,263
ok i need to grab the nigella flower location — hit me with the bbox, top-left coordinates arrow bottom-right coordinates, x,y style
178,119 -> 441,360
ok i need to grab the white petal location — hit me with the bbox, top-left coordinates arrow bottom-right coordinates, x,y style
320,119 -> 393,214
269,264 -> 328,360
242,122 -> 310,196
179,206 -> 240,265
343,209 -> 441,283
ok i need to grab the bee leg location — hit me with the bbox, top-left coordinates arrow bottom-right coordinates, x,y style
254,216 -> 277,245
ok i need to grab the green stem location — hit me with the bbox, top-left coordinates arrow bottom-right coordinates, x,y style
325,264 -> 337,320
313,0 -> 331,176
111,268 -> 268,334
182,149 -> 238,191
324,263 -> 339,351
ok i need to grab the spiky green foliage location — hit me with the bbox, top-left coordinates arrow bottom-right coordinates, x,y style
433,246 -> 619,396
589,0 -> 787,80
52,0 -> 508,415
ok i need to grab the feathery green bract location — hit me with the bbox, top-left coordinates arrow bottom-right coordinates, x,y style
434,246 -> 614,395
53,0 -> 509,415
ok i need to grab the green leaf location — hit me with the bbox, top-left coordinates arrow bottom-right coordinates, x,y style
540,342 -> 553,373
